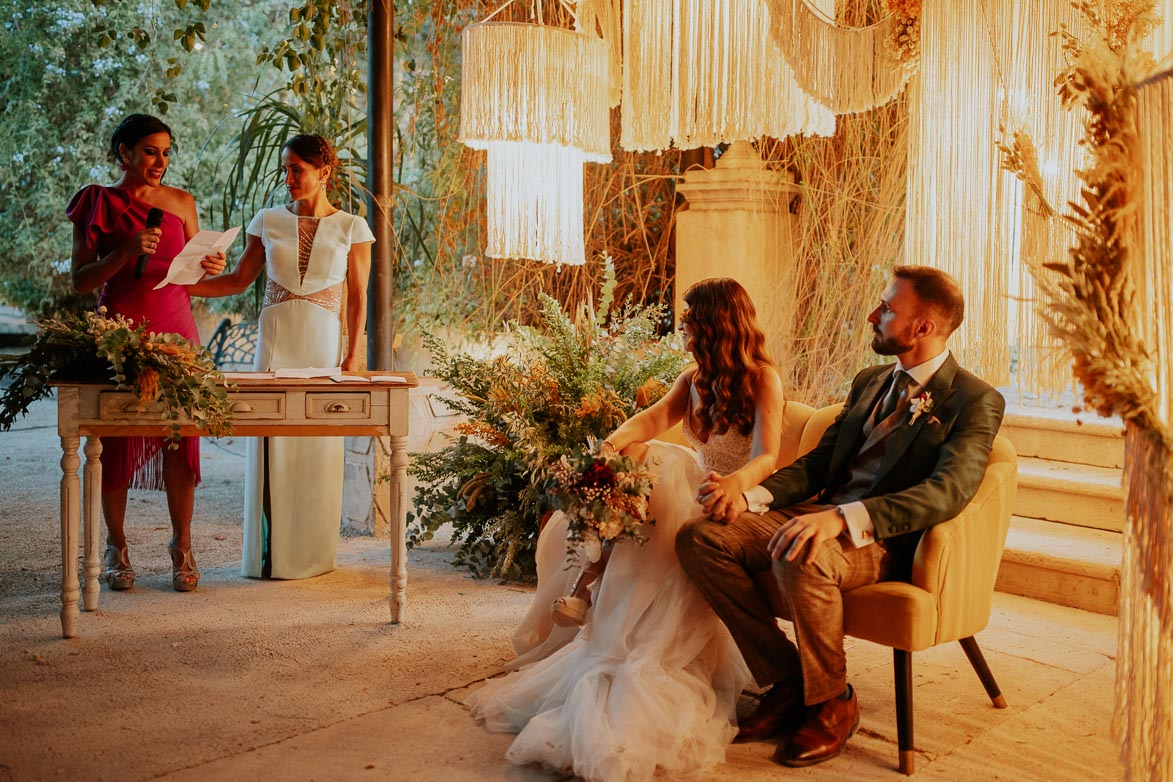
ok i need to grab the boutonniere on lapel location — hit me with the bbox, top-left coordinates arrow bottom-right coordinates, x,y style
908,391 -> 934,425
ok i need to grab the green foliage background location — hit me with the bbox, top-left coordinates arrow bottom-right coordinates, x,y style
0,0 -> 294,316
407,265 -> 689,581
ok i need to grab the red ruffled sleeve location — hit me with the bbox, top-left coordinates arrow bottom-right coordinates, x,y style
66,185 -> 128,250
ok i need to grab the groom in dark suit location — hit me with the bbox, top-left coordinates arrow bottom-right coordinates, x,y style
677,265 -> 1005,767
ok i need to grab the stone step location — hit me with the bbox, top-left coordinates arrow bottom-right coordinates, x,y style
996,516 -> 1121,616
999,405 -> 1124,469
1015,456 -> 1124,532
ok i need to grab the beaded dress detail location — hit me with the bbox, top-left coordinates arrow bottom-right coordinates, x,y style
680,405 -> 753,476
262,216 -> 343,316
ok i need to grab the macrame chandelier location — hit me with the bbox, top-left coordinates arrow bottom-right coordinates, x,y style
459,19 -> 610,265
765,0 -> 919,115
620,0 -> 835,151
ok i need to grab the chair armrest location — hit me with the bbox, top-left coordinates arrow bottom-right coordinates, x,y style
911,436 -> 1018,643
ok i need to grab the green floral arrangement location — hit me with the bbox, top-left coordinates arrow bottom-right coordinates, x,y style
0,308 -> 234,444
407,262 -> 688,581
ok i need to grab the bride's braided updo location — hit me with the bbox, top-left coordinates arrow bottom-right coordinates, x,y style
282,133 -> 340,188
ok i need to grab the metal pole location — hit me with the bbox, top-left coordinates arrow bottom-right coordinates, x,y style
367,0 -> 394,370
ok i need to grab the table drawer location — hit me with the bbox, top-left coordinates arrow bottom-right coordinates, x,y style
306,392 -> 371,420
226,393 -> 286,420
98,392 -> 165,419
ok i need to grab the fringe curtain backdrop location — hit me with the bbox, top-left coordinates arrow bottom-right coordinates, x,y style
905,0 -> 1010,383
576,0 -> 623,108
459,22 -> 611,265
1148,4 -> 1173,69
620,0 -> 836,151
998,1 -> 1084,397
764,0 -> 917,115
1127,67 -> 1173,782
1137,71 -> 1173,428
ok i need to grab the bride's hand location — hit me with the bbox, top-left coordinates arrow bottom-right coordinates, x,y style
698,471 -> 745,522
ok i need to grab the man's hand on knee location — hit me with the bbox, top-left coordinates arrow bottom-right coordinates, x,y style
767,509 -> 846,566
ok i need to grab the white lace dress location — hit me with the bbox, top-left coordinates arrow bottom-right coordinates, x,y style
466,416 -> 754,782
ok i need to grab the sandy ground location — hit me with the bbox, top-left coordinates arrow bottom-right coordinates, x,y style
0,395 -> 1123,781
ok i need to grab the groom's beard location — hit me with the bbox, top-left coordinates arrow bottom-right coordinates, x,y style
871,326 -> 916,356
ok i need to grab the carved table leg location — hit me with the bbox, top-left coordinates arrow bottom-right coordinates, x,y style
59,434 -> 81,638
82,437 -> 103,611
389,434 -> 409,623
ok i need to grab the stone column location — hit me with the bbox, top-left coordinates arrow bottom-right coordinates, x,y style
674,140 -> 801,378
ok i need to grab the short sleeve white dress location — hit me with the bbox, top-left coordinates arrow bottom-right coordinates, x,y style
241,206 -> 375,579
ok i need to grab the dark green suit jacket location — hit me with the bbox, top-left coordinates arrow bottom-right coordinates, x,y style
761,355 -> 1006,577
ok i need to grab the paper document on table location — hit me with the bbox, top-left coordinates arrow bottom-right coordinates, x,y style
221,372 -> 273,380
369,375 -> 409,383
153,227 -> 241,290
273,367 -> 342,379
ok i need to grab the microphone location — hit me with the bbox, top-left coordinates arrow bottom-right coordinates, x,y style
135,207 -> 164,278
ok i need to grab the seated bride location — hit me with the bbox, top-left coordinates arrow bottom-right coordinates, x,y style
467,277 -> 787,782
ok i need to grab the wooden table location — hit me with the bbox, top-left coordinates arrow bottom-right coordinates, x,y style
54,372 -> 418,638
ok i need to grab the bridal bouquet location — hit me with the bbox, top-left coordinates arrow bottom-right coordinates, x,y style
547,439 -> 656,562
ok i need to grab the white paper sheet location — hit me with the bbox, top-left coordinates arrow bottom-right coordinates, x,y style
273,367 -> 343,379
328,374 -> 409,384
153,227 -> 241,290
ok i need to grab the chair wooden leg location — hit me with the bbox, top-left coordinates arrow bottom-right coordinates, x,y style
959,636 -> 1007,708
893,648 -> 915,775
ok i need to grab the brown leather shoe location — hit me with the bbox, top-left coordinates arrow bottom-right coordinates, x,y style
735,681 -> 805,743
774,685 -> 860,767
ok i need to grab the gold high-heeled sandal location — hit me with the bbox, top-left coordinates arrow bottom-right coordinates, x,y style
103,544 -> 135,590
551,595 -> 590,627
166,542 -> 200,592
551,566 -> 593,627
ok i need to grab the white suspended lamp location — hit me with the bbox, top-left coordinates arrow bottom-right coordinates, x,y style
764,0 -> 919,116
620,0 -> 835,151
459,15 -> 611,266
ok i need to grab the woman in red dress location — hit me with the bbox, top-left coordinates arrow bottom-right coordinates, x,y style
66,114 -> 225,592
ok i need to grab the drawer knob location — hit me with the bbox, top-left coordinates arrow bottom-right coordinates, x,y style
231,402 -> 253,413
325,402 -> 350,413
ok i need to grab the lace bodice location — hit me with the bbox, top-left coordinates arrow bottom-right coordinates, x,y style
681,409 -> 753,476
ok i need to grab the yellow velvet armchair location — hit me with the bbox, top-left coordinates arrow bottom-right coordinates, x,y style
752,403 -> 1018,774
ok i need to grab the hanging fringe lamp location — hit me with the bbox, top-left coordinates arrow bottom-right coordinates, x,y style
765,0 -> 919,115
621,0 -> 835,151
459,17 -> 611,265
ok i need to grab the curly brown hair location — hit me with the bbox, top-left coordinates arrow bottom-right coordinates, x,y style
683,278 -> 776,436
282,133 -> 339,188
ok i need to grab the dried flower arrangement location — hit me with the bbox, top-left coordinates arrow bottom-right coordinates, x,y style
0,308 -> 233,444
406,261 -> 688,581
884,0 -> 921,65
999,1 -> 1170,777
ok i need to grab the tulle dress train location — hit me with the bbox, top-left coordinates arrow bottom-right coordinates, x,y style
467,441 -> 752,782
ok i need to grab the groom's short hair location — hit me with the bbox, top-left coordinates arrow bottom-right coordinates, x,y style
893,265 -> 965,335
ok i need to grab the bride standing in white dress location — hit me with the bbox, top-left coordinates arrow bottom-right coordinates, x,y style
190,133 -> 373,579
468,278 -> 787,782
